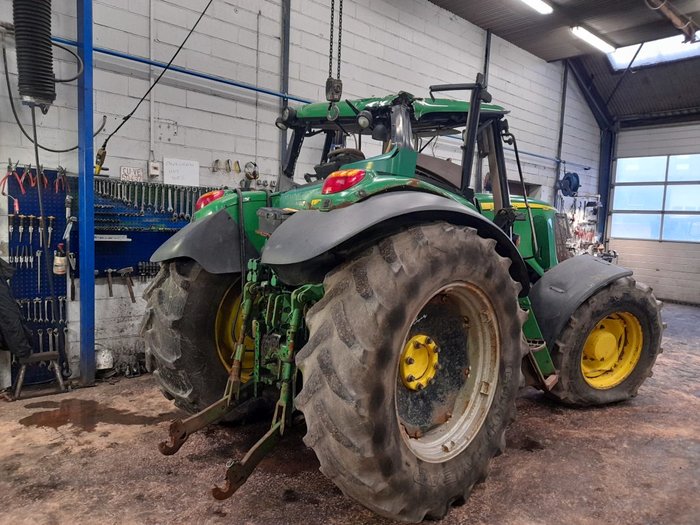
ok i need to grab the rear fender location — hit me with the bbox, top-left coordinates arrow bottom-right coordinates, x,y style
150,208 -> 258,274
529,255 -> 633,349
261,191 -> 529,296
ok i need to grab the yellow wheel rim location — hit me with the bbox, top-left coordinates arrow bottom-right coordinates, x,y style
400,334 -> 440,391
581,311 -> 643,390
214,283 -> 254,382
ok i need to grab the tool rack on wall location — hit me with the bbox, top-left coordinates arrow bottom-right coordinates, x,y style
4,165 -> 72,385
92,177 -> 218,285
4,161 -> 221,385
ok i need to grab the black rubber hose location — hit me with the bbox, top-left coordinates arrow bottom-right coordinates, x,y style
13,0 -> 55,107
2,44 -> 107,152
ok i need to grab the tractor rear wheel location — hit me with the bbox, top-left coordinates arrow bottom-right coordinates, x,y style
295,223 -> 526,522
141,260 -> 256,417
547,276 -> 663,406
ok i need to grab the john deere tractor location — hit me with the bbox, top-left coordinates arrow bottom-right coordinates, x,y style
141,76 -> 662,522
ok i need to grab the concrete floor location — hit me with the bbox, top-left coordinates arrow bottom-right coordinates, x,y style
1,303 -> 699,525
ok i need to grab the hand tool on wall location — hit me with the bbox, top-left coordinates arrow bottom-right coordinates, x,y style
38,216 -> 44,247
68,253 -> 76,301
47,216 -> 55,246
37,329 -> 44,352
9,212 -> 16,240
18,214 -> 25,242
168,187 -> 174,214
36,250 -> 42,291
140,183 -> 146,215
58,295 -> 66,324
160,184 -> 166,213
44,298 -> 51,324
27,214 -> 35,245
33,297 -> 41,323
106,268 -> 115,298
118,267 -> 136,303
147,183 -> 154,212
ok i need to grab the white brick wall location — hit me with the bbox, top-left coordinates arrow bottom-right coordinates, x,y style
0,0 -> 602,382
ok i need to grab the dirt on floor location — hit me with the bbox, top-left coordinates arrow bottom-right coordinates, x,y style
1,303 -> 699,525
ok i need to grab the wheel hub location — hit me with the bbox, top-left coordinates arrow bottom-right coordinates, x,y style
400,334 -> 439,391
581,311 -> 643,390
395,282 -> 500,463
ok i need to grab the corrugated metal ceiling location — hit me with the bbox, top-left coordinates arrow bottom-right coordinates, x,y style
430,0 -> 700,124
431,0 -> 700,61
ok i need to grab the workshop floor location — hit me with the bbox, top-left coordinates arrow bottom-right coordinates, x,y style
1,303 -> 698,525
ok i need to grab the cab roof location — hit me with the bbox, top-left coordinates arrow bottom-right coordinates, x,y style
293,93 -> 507,132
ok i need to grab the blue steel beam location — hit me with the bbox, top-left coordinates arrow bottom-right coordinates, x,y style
77,0 -> 95,385
51,36 -> 310,104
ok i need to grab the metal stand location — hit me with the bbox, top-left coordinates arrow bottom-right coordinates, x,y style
13,351 -> 66,400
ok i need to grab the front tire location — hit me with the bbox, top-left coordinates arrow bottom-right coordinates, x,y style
295,223 -> 526,522
548,276 -> 663,406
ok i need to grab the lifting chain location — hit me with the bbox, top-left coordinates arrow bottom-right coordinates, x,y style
326,0 -> 344,105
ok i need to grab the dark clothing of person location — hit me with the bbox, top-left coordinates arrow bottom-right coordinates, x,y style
0,257 -> 32,358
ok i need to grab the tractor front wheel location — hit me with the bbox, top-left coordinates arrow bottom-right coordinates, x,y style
295,223 -> 526,522
547,276 -> 663,406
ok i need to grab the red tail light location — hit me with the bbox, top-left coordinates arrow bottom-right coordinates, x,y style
321,169 -> 366,195
195,189 -> 225,211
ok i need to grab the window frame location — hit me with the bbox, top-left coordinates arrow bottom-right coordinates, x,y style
610,154 -> 700,243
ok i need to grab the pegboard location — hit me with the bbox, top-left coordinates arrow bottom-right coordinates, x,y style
4,166 -> 71,385
6,167 -> 70,299
91,178 -> 217,277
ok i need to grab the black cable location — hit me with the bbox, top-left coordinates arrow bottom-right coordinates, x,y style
2,44 -> 107,152
52,41 -> 84,83
101,0 -> 214,150
31,105 -> 70,377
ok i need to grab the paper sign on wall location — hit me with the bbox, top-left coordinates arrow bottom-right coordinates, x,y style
119,166 -> 144,182
163,158 -> 199,186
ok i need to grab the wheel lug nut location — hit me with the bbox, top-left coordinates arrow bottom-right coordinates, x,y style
407,374 -> 416,382
425,337 -> 433,345
405,357 -> 415,365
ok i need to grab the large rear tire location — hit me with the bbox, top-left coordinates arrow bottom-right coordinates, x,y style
141,260 -> 239,413
295,223 -> 527,522
547,276 -> 663,406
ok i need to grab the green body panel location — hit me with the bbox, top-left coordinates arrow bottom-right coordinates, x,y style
476,193 -> 559,274
519,297 -> 557,377
188,94 -> 564,390
295,95 -> 505,121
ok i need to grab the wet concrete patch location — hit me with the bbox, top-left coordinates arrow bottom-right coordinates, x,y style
18,398 -> 177,432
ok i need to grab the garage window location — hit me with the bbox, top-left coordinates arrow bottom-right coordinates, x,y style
611,154 -> 700,243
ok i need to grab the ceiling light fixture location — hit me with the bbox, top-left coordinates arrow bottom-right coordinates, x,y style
571,26 -> 616,53
518,0 -> 553,15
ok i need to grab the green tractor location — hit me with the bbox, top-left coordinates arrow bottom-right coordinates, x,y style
141,76 -> 662,522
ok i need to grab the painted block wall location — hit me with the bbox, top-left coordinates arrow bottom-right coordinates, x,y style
0,0 -> 602,383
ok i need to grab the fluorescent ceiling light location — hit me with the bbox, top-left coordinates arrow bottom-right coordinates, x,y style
518,0 -> 553,15
608,33 -> 700,70
571,26 -> 615,54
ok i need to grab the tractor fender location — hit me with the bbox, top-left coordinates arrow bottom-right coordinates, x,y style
261,191 -> 529,295
529,255 -> 633,349
150,208 -> 258,274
